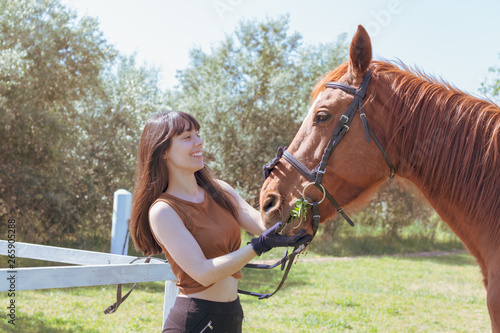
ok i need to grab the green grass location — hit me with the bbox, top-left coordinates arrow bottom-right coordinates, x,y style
310,218 -> 465,257
0,253 -> 490,332
240,253 -> 489,332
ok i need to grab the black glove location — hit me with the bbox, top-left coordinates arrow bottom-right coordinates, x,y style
251,222 -> 313,256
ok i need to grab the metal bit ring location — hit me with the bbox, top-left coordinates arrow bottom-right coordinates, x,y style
301,182 -> 326,205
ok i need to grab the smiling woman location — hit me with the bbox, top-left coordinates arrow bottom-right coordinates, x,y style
128,110 -> 311,332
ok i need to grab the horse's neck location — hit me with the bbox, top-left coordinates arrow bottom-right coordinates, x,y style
386,80 -> 500,248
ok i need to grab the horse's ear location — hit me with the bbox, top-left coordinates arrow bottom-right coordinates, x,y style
348,25 -> 372,76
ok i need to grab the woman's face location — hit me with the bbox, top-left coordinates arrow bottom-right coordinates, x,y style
164,126 -> 204,173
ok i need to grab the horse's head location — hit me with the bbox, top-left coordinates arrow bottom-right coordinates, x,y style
260,25 -> 396,236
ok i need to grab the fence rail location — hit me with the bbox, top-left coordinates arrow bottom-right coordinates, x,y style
0,240 -> 139,265
0,240 -> 178,328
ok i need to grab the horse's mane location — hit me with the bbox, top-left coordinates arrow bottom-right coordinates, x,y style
312,60 -> 500,240
377,61 -> 499,233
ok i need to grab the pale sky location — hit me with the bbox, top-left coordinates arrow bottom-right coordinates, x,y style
61,0 -> 500,97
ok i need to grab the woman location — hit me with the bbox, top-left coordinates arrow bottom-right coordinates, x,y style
130,111 -> 310,332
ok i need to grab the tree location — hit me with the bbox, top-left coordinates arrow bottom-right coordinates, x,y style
173,15 -> 348,202
480,55 -> 500,102
0,0 -> 116,245
68,55 -> 168,249
0,0 -> 167,249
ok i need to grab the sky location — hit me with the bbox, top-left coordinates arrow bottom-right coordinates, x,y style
60,0 -> 500,98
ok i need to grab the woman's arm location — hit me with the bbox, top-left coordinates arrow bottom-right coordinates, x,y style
217,180 -> 267,236
149,201 -> 257,287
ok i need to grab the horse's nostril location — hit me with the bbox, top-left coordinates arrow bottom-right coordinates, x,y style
262,193 -> 280,214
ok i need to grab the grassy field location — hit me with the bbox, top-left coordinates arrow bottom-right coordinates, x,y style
0,252 -> 490,332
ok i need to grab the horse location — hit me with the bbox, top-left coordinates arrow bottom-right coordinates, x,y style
259,25 -> 500,331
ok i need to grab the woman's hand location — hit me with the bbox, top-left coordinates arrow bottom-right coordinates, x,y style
250,222 -> 312,256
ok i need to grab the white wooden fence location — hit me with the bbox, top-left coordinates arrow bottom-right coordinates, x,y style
0,240 -> 178,328
0,189 -> 179,328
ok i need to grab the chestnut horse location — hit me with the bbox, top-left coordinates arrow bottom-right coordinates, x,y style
260,25 -> 500,331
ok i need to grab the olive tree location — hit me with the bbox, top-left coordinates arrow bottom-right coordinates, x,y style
174,15 -> 348,202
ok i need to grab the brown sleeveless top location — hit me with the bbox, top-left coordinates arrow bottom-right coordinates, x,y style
149,191 -> 242,294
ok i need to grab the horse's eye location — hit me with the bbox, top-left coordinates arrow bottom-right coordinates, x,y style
314,113 -> 332,124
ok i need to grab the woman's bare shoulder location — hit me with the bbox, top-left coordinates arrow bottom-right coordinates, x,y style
149,200 -> 182,228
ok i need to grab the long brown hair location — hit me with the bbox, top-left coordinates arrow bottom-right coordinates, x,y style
130,111 -> 238,255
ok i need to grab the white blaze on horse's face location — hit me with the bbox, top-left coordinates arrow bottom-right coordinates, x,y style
304,91 -> 323,123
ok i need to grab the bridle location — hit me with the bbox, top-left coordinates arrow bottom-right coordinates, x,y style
238,66 -> 395,299
264,66 -> 394,226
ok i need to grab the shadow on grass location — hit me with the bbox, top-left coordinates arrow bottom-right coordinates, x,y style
310,234 -> 465,258
35,280 -> 166,294
403,253 -> 478,267
0,314 -> 100,333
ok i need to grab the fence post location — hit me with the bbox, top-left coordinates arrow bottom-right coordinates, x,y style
111,189 -> 132,255
163,280 -> 178,326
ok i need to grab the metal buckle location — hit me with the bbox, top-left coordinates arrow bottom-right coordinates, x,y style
340,115 -> 350,131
